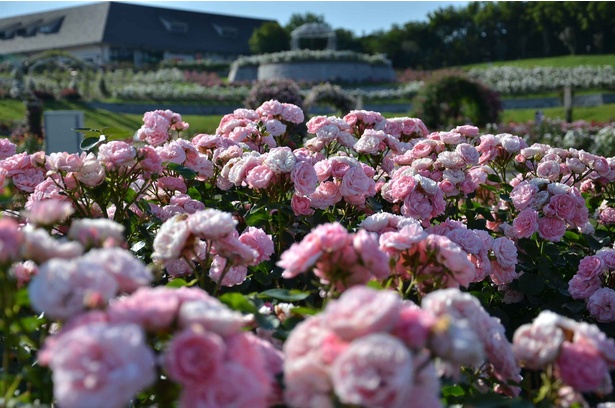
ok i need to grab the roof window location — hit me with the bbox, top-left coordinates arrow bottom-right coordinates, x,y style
160,16 -> 189,34
38,16 -> 64,34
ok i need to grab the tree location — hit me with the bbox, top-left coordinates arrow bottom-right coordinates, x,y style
285,12 -> 325,34
248,22 -> 290,55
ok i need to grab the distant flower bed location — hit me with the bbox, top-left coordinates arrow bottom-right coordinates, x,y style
467,65 -> 615,95
233,49 -> 392,68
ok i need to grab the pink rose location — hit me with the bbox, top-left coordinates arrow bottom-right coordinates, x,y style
568,275 -> 602,300
246,164 -> 275,189
339,166 -> 375,198
98,141 -> 136,169
107,286 -> 180,331
25,198 -> 74,226
29,258 -> 118,320
556,341 -> 609,392
281,102 -> 305,124
513,322 -> 564,370
491,237 -> 518,268
512,208 -> 539,239
576,255 -> 605,280
0,138 -> 17,159
239,226 -> 274,263
323,286 -> 401,341
510,182 -> 538,210
587,288 -> 615,323
76,156 -> 106,186
0,217 -> 23,263
291,160 -> 318,196
306,115 -> 329,133
80,247 -> 153,293
187,209 -> 236,240
331,333 -> 413,408
164,326 -> 225,385
537,216 -> 567,242
309,181 -> 342,209
291,194 -> 315,216
45,322 -> 156,408
392,304 -> 436,350
178,298 -> 246,336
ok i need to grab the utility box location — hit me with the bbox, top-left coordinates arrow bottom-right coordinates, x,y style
44,111 -> 84,154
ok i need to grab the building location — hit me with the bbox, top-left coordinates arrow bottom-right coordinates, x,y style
0,2 -> 274,65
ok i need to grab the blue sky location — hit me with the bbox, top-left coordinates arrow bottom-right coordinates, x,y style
0,1 -> 469,36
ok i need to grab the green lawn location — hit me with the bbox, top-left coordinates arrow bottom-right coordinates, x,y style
462,54 -> 615,70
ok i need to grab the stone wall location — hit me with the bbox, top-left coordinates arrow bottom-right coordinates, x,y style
228,61 -> 395,83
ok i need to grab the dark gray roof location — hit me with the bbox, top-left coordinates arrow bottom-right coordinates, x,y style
0,2 -> 274,55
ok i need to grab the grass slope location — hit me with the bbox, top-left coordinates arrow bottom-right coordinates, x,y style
463,54 -> 615,70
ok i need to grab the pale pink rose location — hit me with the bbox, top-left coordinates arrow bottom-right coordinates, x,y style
323,286 -> 401,341
187,209 -> 236,240
483,323 -> 523,394
178,299 -> 246,336
402,190 -> 432,221
264,146 -> 296,173
306,115 -> 329,133
329,156 -> 355,178
29,258 -> 118,320
246,164 -> 275,189
354,130 -> 386,154
490,261 -> 520,285
411,140 -> 435,158
12,167 -> 45,192
556,341 -> 609,392
98,141 -> 136,169
314,159 -> 332,181
157,176 -> 187,193
291,160 -> 318,196
599,206 -> 615,225
212,231 -> 258,265
81,248 -> 152,293
138,110 -> 172,146
385,173 -> 416,202
512,322 -> 565,370
437,151 -> 465,169
353,230 -> 390,279
568,275 -> 602,300
184,151 -> 214,179
152,214 -> 191,262
0,217 -> 23,263
512,208 -> 539,239
278,236 -> 322,278
76,156 -> 106,186
576,255 -> 605,280
208,255 -> 248,286
545,193 -> 577,220
455,125 -> 479,136
587,288 -> 615,323
510,182 -> 538,210
239,226 -> 274,263
536,160 -> 561,181
68,218 -> 125,248
257,99 -> 284,117
284,357 -> 334,408
339,166 -> 375,198
47,151 -> 84,172
9,260 -> 38,288
179,360 -> 270,408
392,304 -> 436,350
107,286 -> 182,331
0,138 -> 17,159
309,181 -> 342,209
25,198 -> 74,226
291,194 -> 315,216
45,322 -> 156,408
445,228 -> 483,254
281,102 -> 305,123
166,258 -> 193,277
491,237 -> 518,268
137,145 -> 163,175
331,333 -> 413,408
157,141 -> 187,164
597,249 -> 615,270
21,226 -> 84,263
379,223 -> 427,255
537,216 -> 567,242
264,118 -> 287,137
164,325 -> 225,385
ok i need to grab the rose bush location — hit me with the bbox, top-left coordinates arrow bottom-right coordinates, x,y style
1,100 -> 615,407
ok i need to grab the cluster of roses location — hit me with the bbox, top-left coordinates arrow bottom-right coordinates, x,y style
283,286 -> 521,408
568,248 -> 615,323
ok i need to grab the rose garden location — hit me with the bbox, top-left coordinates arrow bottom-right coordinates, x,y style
1,4 -> 615,406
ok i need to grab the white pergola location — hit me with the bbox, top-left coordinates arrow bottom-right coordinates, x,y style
290,23 -> 336,51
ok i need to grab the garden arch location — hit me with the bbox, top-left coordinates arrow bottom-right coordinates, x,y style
290,23 -> 336,51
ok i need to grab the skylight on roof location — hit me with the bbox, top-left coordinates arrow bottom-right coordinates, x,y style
211,23 -> 238,38
159,16 -> 189,34
38,16 -> 64,34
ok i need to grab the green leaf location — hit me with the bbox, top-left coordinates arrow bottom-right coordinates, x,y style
131,241 -> 147,253
290,306 -> 320,316
165,162 -> 197,180
487,173 -> 502,183
257,289 -> 310,302
80,136 -> 103,151
564,230 -> 580,241
244,210 -> 270,227
254,313 -> 279,330
219,292 -> 258,313
562,302 -> 586,313
441,385 -> 465,397
187,186 -> 202,201
102,127 -> 132,140
166,278 -> 189,288
75,127 -> 102,137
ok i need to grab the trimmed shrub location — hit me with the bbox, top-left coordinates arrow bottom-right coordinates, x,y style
411,75 -> 502,129
244,78 -> 304,110
304,83 -> 356,116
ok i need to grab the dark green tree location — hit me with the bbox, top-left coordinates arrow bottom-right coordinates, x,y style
248,22 -> 290,55
284,12 -> 326,34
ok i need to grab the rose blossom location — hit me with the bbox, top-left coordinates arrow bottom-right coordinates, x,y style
331,333 -> 413,408
80,247 -> 153,293
323,286 -> 401,341
556,340 -> 609,392
0,217 -> 23,263
537,216 -> 567,242
187,209 -> 236,240
152,214 -> 191,262
68,218 -> 125,248
291,160 -> 319,196
291,194 -> 314,216
97,141 -> 137,169
512,208 -> 539,239
587,288 -> 615,323
246,164 -> 275,189
164,325 -> 225,385
45,322 -> 156,408
25,198 -> 74,226
264,147 -> 296,173
512,322 -> 564,369
29,258 -> 118,320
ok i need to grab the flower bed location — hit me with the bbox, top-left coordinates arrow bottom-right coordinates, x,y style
1,102 -> 615,407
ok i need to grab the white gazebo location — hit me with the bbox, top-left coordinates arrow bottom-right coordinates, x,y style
290,23 -> 336,51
